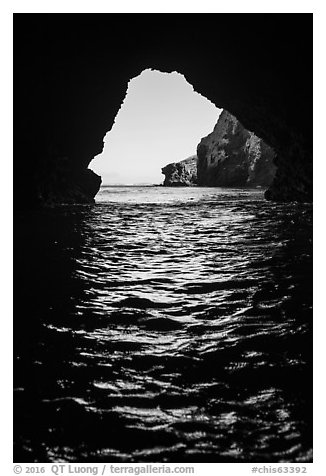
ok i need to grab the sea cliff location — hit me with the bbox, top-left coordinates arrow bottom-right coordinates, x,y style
197,111 -> 276,187
162,111 -> 276,189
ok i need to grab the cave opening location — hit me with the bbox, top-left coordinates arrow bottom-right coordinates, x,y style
90,67 -> 277,195
14,14 -> 313,463
13,14 -> 312,207
91,69 -> 221,186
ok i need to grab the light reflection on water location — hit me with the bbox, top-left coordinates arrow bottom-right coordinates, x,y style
15,187 -> 312,462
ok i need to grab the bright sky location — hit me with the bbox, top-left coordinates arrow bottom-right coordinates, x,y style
91,69 -> 221,184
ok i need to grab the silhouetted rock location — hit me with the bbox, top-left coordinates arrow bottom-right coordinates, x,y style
36,155 -> 101,206
197,111 -> 276,188
264,151 -> 313,202
162,155 -> 197,186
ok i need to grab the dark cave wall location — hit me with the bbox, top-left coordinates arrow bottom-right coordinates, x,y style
14,14 -> 312,206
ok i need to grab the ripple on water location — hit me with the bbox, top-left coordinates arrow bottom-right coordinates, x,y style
14,187 -> 312,462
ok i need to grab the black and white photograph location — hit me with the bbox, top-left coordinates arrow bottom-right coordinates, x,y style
11,5 -> 315,470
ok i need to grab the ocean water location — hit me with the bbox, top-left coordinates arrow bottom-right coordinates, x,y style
14,186 -> 312,462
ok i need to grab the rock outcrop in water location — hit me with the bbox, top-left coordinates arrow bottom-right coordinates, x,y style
197,111 -> 276,187
161,155 -> 197,186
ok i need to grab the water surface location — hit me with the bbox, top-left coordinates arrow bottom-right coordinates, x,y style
14,186 -> 312,462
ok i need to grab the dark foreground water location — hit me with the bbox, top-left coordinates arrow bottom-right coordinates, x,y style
14,187 -> 312,462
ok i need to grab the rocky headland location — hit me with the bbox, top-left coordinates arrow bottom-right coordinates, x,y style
162,110 -> 276,189
161,155 -> 197,186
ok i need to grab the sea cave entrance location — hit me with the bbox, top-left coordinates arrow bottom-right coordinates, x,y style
91,69 -> 276,192
91,69 -> 221,187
